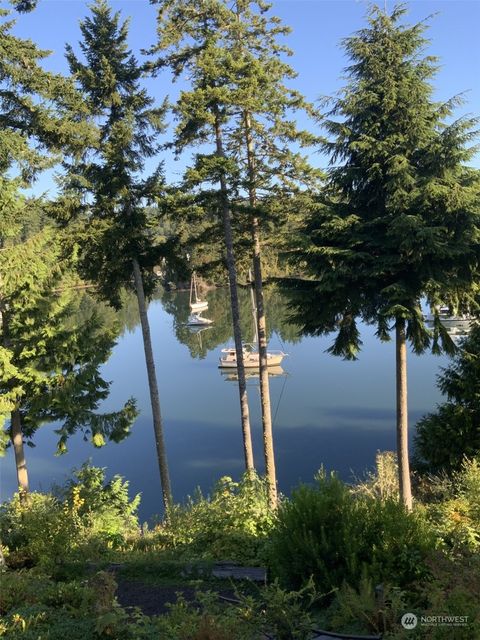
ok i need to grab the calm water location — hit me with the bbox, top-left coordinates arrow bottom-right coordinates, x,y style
0,287 -> 448,522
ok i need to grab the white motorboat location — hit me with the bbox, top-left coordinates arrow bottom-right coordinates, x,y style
217,270 -> 288,369
189,271 -> 208,313
218,344 -> 287,369
424,306 -> 473,330
220,365 -> 286,381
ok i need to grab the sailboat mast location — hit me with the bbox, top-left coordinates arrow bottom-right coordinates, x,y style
249,269 -> 259,345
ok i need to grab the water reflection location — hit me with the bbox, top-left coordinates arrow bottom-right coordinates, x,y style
163,285 -> 298,360
1,286 -> 451,522
220,365 -> 286,383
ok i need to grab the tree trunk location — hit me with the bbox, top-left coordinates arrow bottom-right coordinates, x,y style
213,113 -> 255,473
244,111 -> 277,507
132,257 -> 173,512
11,409 -> 29,502
395,318 -> 413,511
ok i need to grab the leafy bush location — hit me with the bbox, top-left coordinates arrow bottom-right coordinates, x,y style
424,458 -> 480,552
0,492 -> 78,570
0,464 -> 140,571
353,451 -> 399,501
155,474 -> 274,564
153,582 -> 320,640
267,471 -> 435,593
413,552 -> 480,639
58,463 -> 140,547
0,572 -> 98,639
328,576 -> 409,636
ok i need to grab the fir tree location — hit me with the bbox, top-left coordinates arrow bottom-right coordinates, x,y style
151,0 -> 255,474
289,5 -> 480,510
225,0 -> 320,506
414,324 -> 480,474
0,211 -> 137,495
0,4 -> 111,497
63,0 -> 173,511
151,0 -> 319,505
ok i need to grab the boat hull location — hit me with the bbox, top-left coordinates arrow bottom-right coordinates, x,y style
219,352 -> 286,368
190,301 -> 209,313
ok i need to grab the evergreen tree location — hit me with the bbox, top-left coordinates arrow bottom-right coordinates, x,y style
0,211 -> 137,495
152,1 -> 320,504
414,324 -> 480,474
151,0 -> 255,474
225,0 -> 320,506
289,5 -> 480,509
0,4 -> 109,496
63,0 -> 173,511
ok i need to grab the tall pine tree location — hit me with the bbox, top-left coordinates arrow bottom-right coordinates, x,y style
225,0 -> 320,506
63,0 -> 173,511
151,1 -> 320,504
151,0 -> 255,474
0,212 -> 137,494
290,5 -> 480,510
0,3 -> 118,497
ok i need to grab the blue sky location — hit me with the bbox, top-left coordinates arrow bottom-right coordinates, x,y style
10,0 -> 480,192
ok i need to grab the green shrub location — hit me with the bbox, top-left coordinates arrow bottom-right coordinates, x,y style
353,451 -> 399,501
328,576 -> 409,636
58,463 -> 140,546
242,578 -> 321,640
152,583 -> 320,640
0,572 -> 98,639
414,324 -> 480,474
267,471 -> 435,593
0,492 -> 78,570
0,464 -> 141,571
408,552 -> 480,640
155,474 -> 274,564
424,458 -> 480,552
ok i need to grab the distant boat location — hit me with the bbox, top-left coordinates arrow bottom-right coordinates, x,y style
218,270 -> 287,369
424,306 -> 473,330
189,271 -> 208,313
218,344 -> 287,369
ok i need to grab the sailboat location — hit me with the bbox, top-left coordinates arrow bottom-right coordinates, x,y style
189,271 -> 208,313
218,273 -> 287,369
187,271 -> 212,325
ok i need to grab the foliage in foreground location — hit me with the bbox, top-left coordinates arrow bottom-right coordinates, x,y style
414,324 -> 480,474
2,459 -> 480,637
152,474 -> 274,565
418,457 -> 480,553
0,568 -> 321,640
0,464 -> 139,573
267,470 -> 436,593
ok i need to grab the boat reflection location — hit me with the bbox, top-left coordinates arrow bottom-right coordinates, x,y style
220,365 -> 286,382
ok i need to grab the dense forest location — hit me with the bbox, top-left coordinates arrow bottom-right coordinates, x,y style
1,1 -> 479,637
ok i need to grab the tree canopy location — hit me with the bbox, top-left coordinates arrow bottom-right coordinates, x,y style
289,5 -> 480,358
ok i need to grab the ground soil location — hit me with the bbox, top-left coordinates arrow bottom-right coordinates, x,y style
115,578 -> 237,617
